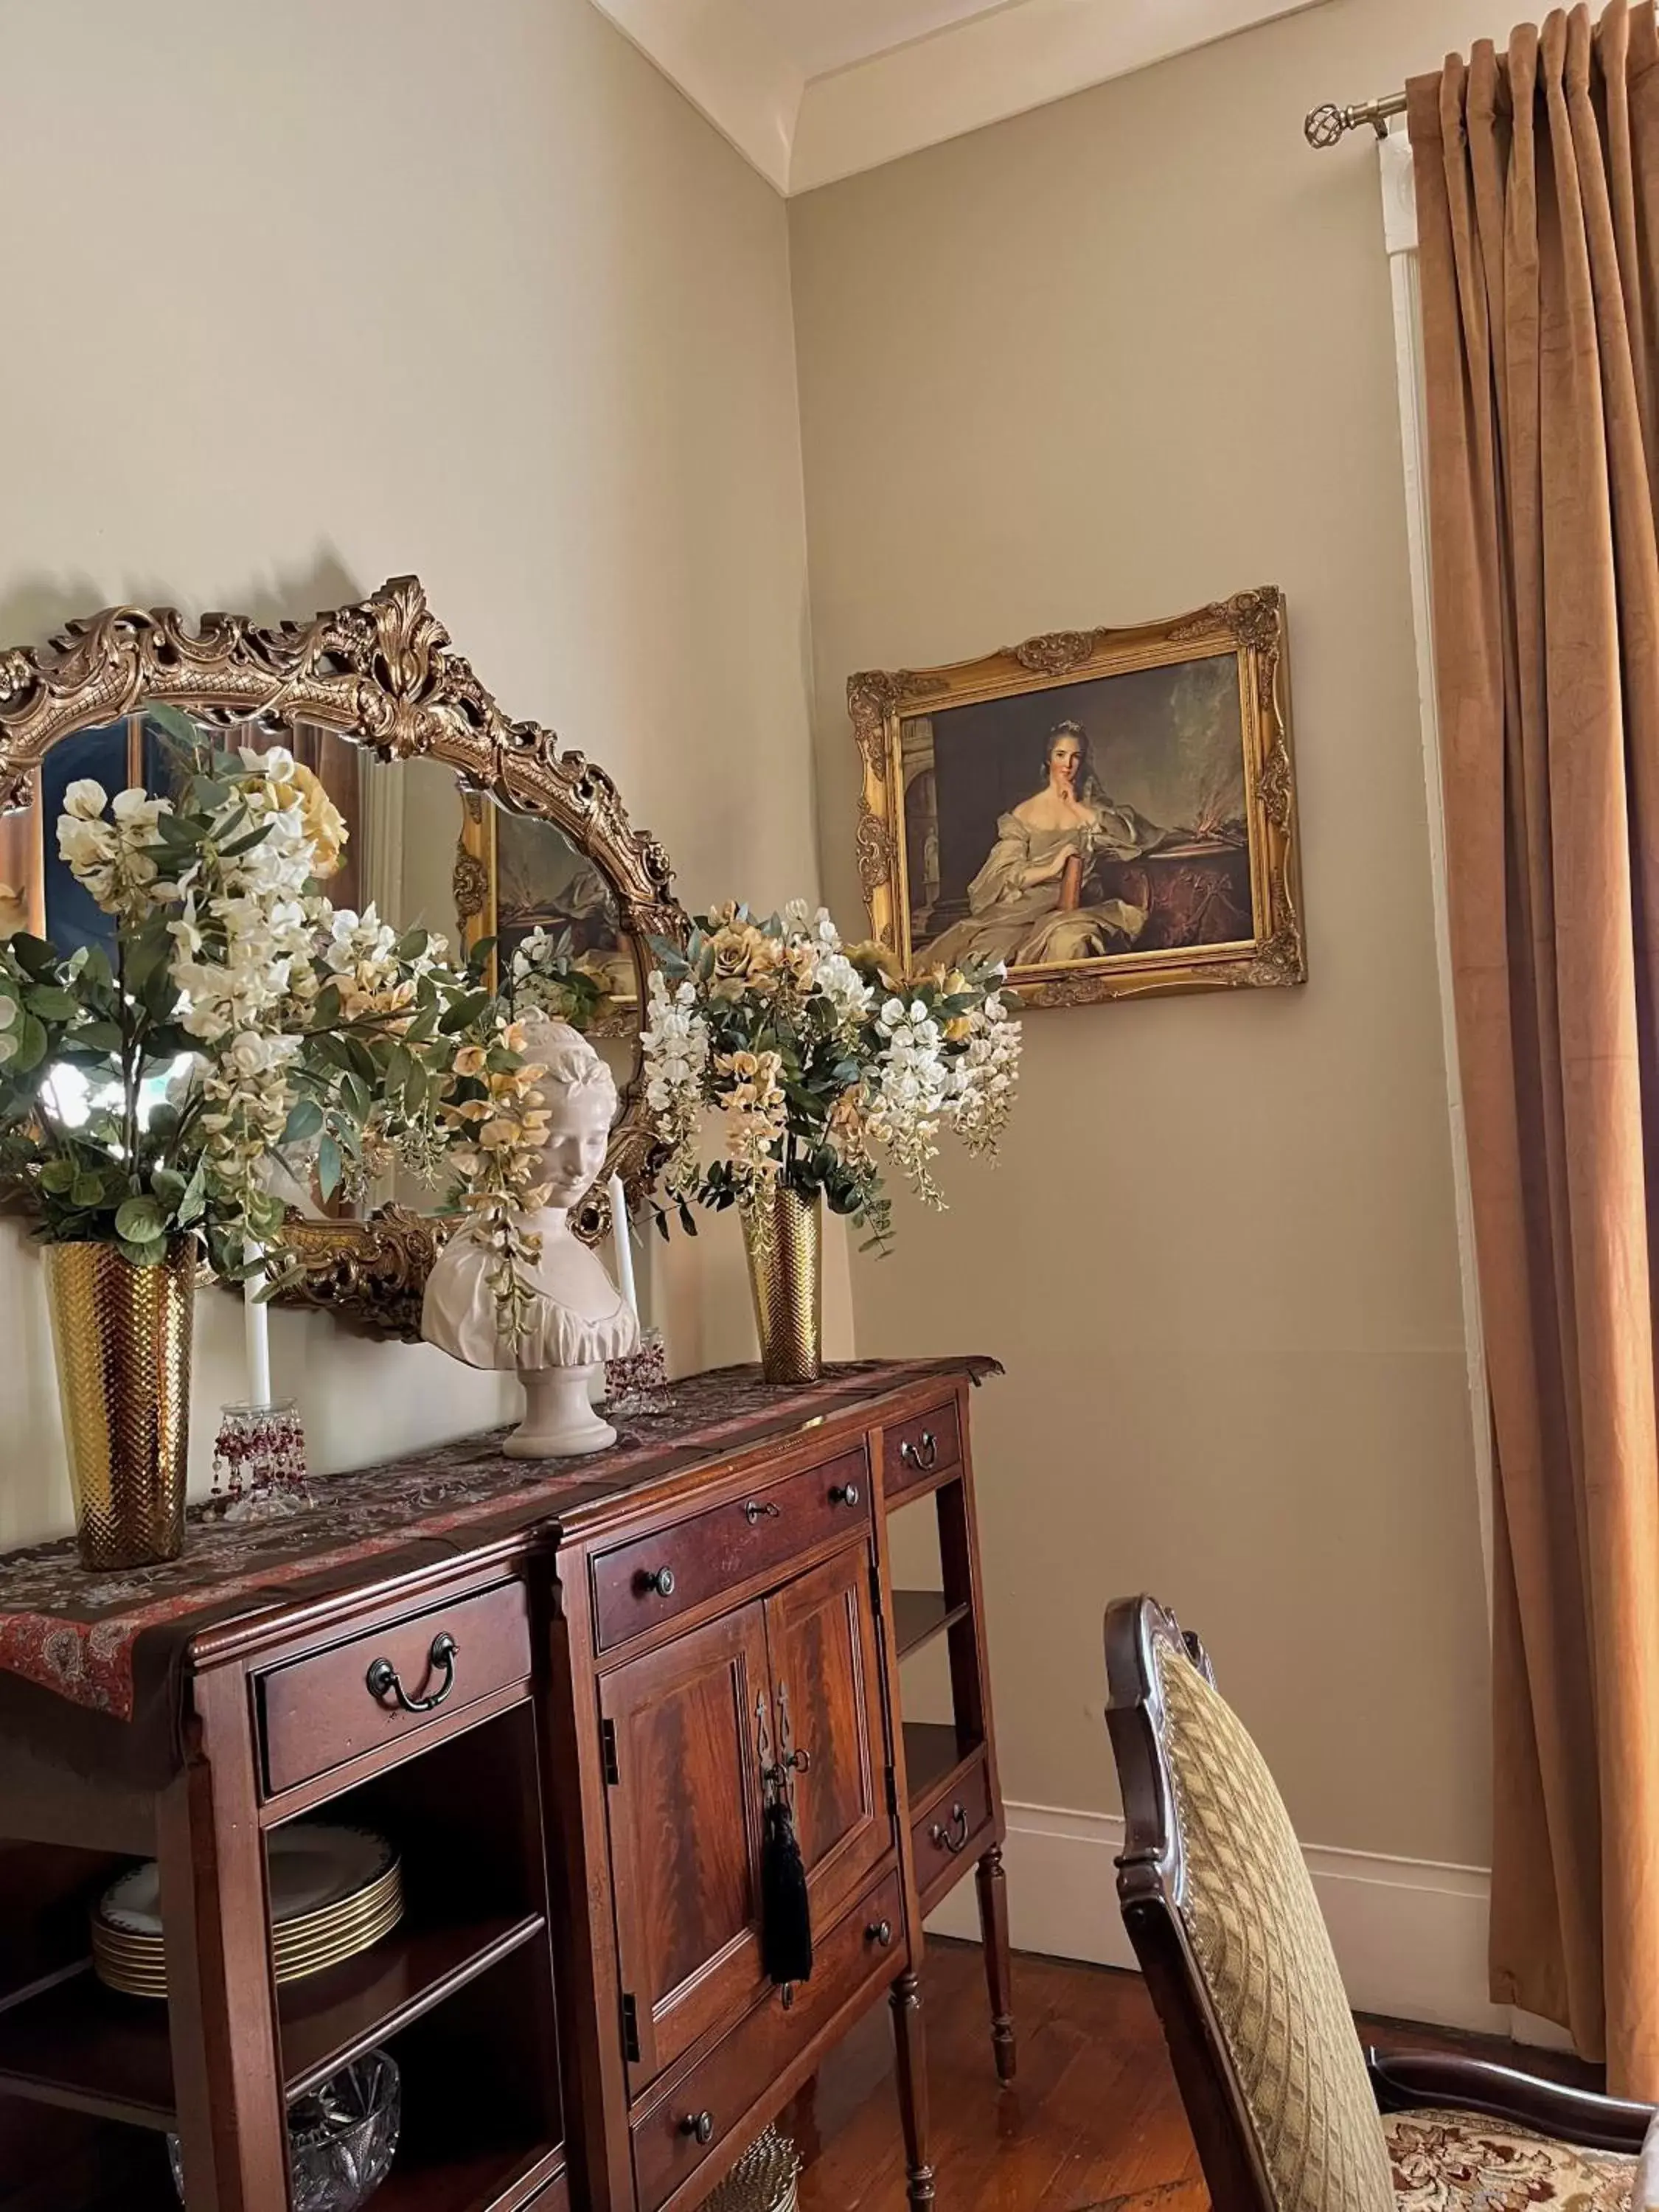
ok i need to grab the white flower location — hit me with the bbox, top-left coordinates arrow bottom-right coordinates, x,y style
62,779 -> 107,820
57,813 -> 117,872
111,786 -> 171,833
225,1030 -> 286,1080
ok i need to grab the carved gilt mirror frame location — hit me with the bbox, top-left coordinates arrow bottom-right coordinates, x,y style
0,575 -> 687,1337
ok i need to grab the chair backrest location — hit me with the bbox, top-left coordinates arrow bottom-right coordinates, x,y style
1104,1596 -> 1396,2212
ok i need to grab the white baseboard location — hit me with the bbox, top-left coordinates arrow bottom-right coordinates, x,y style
925,1801 -> 1514,2037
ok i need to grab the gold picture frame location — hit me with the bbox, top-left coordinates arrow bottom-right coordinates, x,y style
849,588 -> 1305,1007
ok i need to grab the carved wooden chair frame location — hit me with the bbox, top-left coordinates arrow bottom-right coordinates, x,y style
1103,1593 -> 1652,2212
0,574 -> 688,1338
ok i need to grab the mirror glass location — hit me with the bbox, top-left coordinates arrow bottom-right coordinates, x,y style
0,710 -> 648,1225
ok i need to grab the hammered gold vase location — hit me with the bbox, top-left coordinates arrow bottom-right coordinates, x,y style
44,1239 -> 194,1571
742,1185 -> 824,1386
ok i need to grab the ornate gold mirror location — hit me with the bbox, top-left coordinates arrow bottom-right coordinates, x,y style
0,576 -> 686,1335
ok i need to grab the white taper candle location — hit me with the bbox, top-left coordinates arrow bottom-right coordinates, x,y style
244,1250 -> 273,1408
608,1172 -> 638,1321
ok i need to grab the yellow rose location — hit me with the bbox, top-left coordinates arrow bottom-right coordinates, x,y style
270,758 -> 348,880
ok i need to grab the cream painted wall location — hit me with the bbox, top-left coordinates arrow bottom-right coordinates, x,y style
790,0 -> 1511,1867
0,0 -> 830,1548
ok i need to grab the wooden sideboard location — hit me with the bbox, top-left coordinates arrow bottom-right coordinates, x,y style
0,1360 -> 1009,2212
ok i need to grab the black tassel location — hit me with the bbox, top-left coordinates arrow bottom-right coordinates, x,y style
761,1795 -> 813,1984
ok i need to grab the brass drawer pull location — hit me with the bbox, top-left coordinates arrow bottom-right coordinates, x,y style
681,2111 -> 715,2146
900,1430 -> 938,1473
743,1499 -> 781,1525
829,1481 -> 860,1507
929,1801 -> 970,1856
365,1632 -> 459,1714
639,1566 -> 676,1598
866,1917 -> 894,1947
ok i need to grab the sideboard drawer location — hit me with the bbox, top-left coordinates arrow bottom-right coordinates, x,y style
631,1869 -> 902,2212
258,1580 -> 532,1798
591,1447 -> 871,1652
910,1750 -> 994,1909
881,1399 -> 962,1498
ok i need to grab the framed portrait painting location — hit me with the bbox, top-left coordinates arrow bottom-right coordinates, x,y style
848,588 -> 1305,1007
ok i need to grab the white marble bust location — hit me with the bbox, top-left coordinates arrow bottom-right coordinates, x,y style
422,1015 -> 639,1457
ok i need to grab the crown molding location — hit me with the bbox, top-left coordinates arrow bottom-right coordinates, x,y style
590,0 -> 804,194
592,0 -> 1331,197
790,0 -> 1329,192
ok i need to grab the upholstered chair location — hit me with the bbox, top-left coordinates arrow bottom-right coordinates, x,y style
1103,1596 -> 1653,2212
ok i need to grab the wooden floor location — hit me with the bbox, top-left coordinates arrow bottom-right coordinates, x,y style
792,1942 -> 1599,2212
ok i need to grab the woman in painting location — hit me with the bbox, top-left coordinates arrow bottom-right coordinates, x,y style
922,721 -> 1172,970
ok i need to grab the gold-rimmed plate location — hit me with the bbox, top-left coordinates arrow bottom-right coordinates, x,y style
96,1825 -> 395,1941
91,1878 -> 404,1972
91,1828 -> 404,2000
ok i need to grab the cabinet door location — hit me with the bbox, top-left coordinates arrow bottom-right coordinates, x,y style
764,1543 -> 893,1933
601,1601 -> 769,2087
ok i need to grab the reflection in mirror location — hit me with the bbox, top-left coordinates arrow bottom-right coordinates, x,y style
0,712 -> 649,1235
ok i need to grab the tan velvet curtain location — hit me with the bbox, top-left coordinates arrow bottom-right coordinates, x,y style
1409,0 -> 1659,2094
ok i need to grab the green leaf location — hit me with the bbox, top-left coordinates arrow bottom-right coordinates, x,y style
282,1097 -> 325,1144
13,1014 -> 48,1074
74,1020 -> 125,1054
38,1158 -> 76,1194
25,986 -> 79,1022
317,1135 -> 343,1202
7,935 -> 58,981
117,1236 -> 170,1270
70,1172 -> 105,1209
142,701 -> 206,754
150,1166 -> 187,1208
114,1197 -> 164,1244
175,1157 -> 207,1226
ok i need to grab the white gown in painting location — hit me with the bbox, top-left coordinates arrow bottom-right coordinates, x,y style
922,723 -> 1172,970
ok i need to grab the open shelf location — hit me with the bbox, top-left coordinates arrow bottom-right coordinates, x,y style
372,1942 -> 563,2212
0,1907 -> 549,2128
0,2091 -> 175,2212
902,1719 -> 982,1809
891,1589 -> 970,1660
372,2137 -> 562,2212
281,1911 -> 547,2098
0,1970 -> 175,2132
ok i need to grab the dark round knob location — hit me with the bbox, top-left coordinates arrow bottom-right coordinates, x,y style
866,1917 -> 893,1947
642,1566 -> 676,1598
830,1481 -> 860,1508
681,2111 -> 714,2145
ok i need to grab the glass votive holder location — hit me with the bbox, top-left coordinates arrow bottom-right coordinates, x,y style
604,1326 -> 672,1419
211,1399 -> 313,1521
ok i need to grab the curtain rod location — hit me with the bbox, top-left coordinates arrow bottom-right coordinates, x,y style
1304,92 -> 1408,146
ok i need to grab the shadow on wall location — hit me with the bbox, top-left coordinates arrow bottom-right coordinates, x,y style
0,550 -> 369,662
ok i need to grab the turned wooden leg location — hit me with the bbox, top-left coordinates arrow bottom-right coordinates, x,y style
889,1969 -> 935,2211
975,1843 -> 1016,2082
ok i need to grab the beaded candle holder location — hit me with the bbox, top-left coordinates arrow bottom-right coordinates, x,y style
604,1327 -> 671,1419
211,1400 -> 313,1521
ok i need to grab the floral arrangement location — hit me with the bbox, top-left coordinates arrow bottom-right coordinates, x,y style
0,709 -> 546,1321
642,901 -> 1019,1249
507,924 -> 614,1032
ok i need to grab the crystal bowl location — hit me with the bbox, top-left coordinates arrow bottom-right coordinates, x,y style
169,2049 -> 400,2212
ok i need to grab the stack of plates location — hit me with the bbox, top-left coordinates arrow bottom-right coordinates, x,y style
92,1824 -> 403,2000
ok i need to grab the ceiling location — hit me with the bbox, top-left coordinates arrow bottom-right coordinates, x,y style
590,0 -> 1329,194
762,0 -> 1013,82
